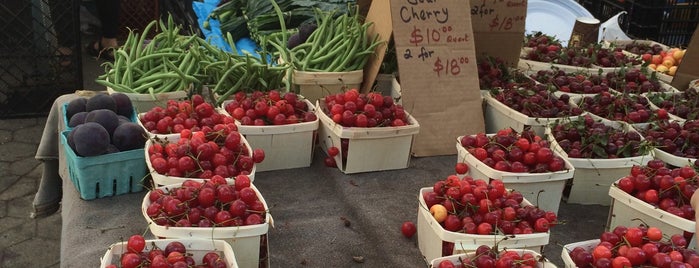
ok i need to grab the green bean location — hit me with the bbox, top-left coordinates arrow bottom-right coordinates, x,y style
129,53 -> 182,68
308,39 -> 351,66
95,79 -> 133,93
306,32 -> 347,61
212,62 -> 246,94
135,20 -> 157,58
302,9 -> 334,70
216,71 -> 249,106
133,72 -> 182,87
154,77 -> 182,94
132,79 -> 163,94
116,50 -> 133,88
165,59 -> 200,84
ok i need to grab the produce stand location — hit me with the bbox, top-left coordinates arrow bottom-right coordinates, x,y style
27,0 -> 699,267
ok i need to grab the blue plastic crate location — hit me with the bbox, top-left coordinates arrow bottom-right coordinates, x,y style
60,130 -> 147,200
62,101 -> 138,131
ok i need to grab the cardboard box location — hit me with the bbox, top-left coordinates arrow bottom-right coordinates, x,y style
142,183 -> 272,268
316,100 -> 420,174
417,187 -> 550,264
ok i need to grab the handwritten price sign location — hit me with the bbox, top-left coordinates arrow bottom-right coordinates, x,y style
433,56 -> 470,77
470,0 -> 527,65
471,0 -> 527,32
393,0 -> 475,79
488,14 -> 525,31
388,0 -> 484,156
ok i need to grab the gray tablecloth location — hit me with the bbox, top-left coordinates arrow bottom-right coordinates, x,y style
34,93 -> 606,267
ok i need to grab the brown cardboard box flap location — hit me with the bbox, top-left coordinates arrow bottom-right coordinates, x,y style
361,0 -> 394,93
671,26 -> 699,90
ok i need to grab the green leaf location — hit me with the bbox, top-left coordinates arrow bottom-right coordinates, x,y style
592,144 -> 608,158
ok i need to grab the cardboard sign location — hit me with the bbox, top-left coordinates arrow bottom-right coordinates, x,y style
671,26 -> 699,90
470,0 -> 528,66
390,0 -> 485,156
361,0 -> 394,93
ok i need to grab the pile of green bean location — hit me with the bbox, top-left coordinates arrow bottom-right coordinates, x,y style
96,16 -> 208,96
271,7 -> 382,73
96,15 -> 290,105
206,33 -> 291,106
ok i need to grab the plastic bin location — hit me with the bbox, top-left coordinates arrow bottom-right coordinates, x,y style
545,121 -> 653,205
60,131 -> 146,200
142,183 -> 272,268
607,181 -> 696,249
316,100 -> 420,174
292,70 -> 363,105
145,134 -> 257,186
417,188 -> 550,265
561,239 -> 600,268
100,239 -> 239,268
431,249 -> 557,268
626,0 -> 699,47
456,136 -> 575,214
219,99 -> 319,172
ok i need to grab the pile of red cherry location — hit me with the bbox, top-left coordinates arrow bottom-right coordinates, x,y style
144,176 -> 267,228
223,90 -> 317,126
106,235 -> 228,268
567,224 -> 697,268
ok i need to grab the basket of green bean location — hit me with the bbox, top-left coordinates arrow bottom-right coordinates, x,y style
268,5 -> 382,104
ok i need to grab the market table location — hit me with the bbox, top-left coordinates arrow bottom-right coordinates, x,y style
33,93 -> 609,267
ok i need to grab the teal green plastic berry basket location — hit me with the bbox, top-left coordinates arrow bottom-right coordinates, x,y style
60,131 -> 146,200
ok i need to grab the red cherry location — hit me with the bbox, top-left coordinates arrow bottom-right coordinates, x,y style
401,221 -> 417,238
327,146 -> 340,157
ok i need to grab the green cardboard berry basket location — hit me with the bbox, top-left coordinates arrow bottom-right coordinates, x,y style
60,130 -> 146,200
